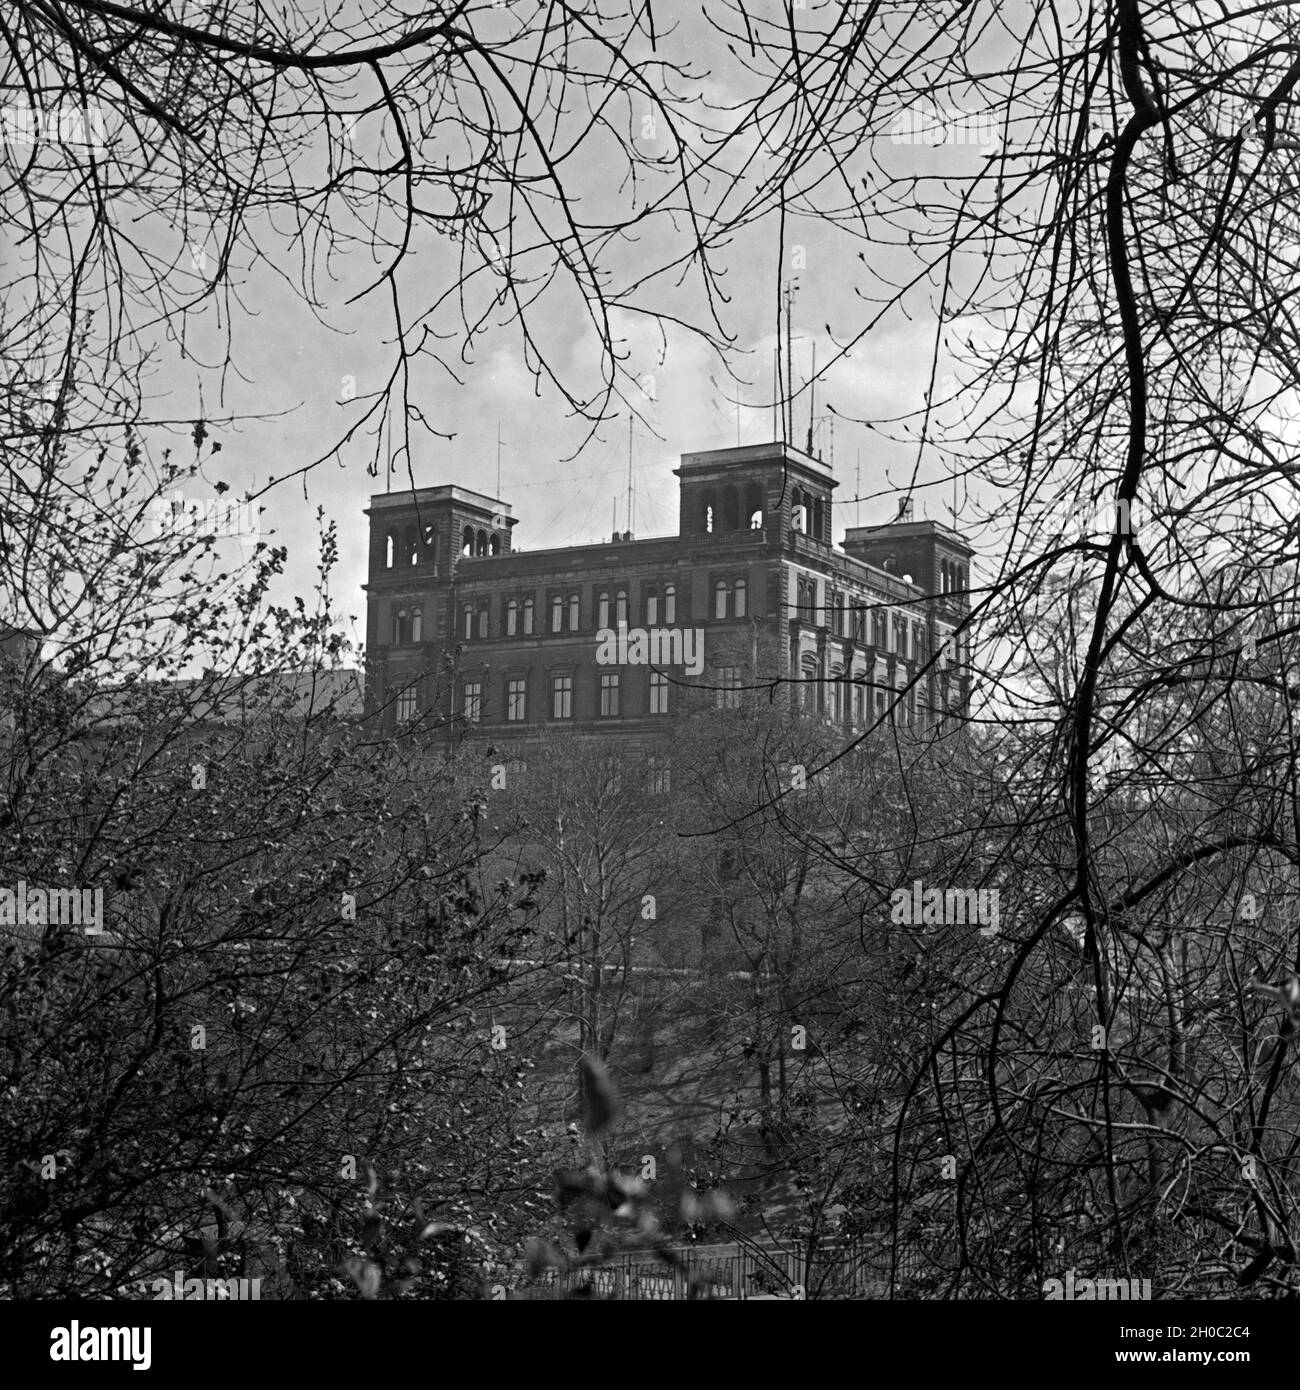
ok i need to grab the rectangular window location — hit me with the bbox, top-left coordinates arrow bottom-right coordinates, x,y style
716,666 -> 741,710
552,673 -> 573,719
649,670 -> 669,715
506,677 -> 526,722
648,756 -> 671,795
397,689 -> 417,723
477,605 -> 489,639
599,672 -> 620,717
463,606 -> 474,640
463,680 -> 482,723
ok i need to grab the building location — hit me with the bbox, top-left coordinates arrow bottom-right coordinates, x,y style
362,441 -> 972,740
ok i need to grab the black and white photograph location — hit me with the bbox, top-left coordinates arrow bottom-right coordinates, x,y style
1,0 -> 1296,1366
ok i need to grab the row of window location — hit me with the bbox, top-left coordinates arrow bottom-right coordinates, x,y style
458,669 -> 677,723
382,522 -> 508,571
792,578 -> 929,657
395,663 -> 949,728
939,559 -> 968,594
443,578 -> 751,644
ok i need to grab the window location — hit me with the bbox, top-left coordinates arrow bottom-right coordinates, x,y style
746,483 -> 764,529
506,598 -> 518,636
476,529 -> 488,557
716,666 -> 741,710
648,756 -> 671,795
462,605 -> 474,640
914,624 -> 926,662
551,595 -> 564,633
385,532 -> 395,568
522,597 -> 534,635
477,605 -> 489,639
463,680 -> 482,723
598,590 -> 611,628
855,685 -> 866,725
664,584 -> 676,624
734,578 -> 747,619
714,580 -> 728,620
462,526 -> 475,557
650,670 -> 669,715
615,588 -> 628,626
506,677 -> 526,722
873,611 -> 886,648
397,688 -> 417,723
599,671 -> 621,717
393,607 -> 409,644
551,673 -> 573,719
646,587 -> 659,625
406,526 -> 419,566
568,592 -> 580,631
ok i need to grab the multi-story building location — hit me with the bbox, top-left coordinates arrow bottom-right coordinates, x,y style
362,441 -> 972,740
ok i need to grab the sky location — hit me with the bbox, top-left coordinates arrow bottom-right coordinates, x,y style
71,2 -> 1014,658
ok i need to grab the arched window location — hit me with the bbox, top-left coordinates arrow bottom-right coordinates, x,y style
405,526 -> 419,566
734,578 -> 747,618
462,526 -> 475,557
393,607 -> 408,644
873,611 -> 886,648
723,487 -> 740,532
714,580 -> 728,620
462,605 -> 473,639
506,599 -> 518,636
615,589 -> 628,626
792,491 -> 807,533
385,532 -> 396,568
522,596 -> 534,635
701,490 -> 717,534
598,590 -> 611,628
813,496 -> 824,541
552,595 -> 564,632
645,586 -> 658,625
746,483 -> 764,529
490,532 -> 501,555
800,655 -> 818,711
476,529 -> 488,557
423,526 -> 438,568
664,584 -> 676,624
568,592 -> 580,630
411,607 -> 422,642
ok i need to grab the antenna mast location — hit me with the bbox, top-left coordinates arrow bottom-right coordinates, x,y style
626,416 -> 634,537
